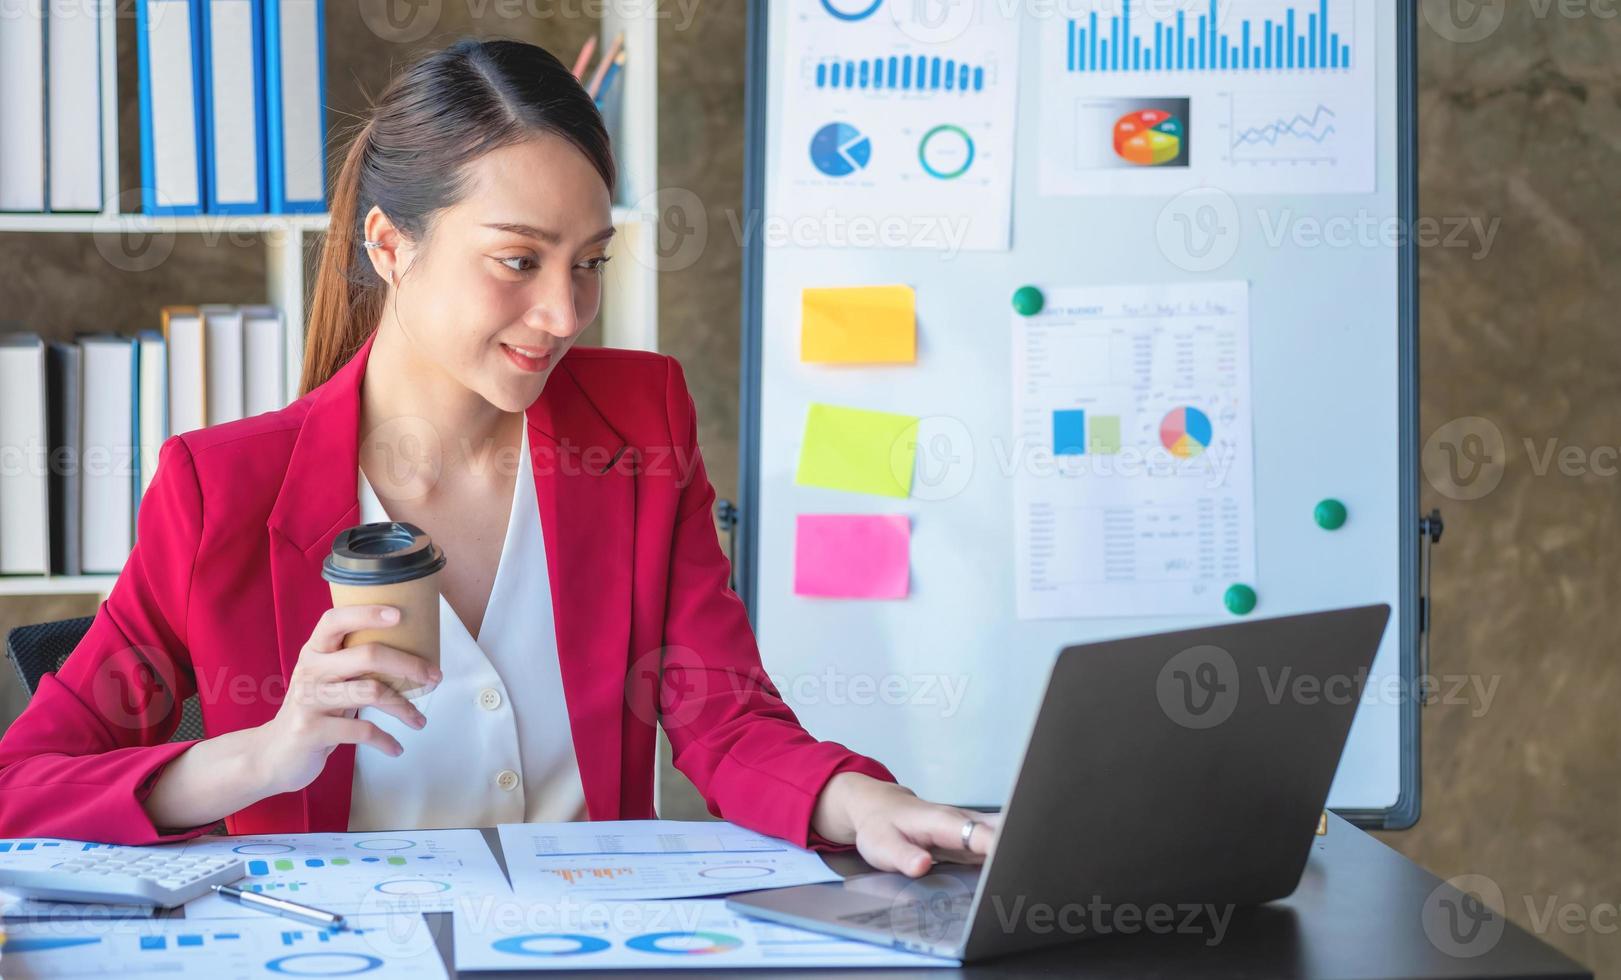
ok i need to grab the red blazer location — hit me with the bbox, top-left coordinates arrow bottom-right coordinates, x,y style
0,334 -> 893,846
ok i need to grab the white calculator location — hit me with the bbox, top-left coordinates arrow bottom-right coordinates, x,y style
0,842 -> 245,908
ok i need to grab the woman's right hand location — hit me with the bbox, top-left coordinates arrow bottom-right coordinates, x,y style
251,604 -> 440,797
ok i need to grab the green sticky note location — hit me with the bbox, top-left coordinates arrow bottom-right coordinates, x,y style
796,403 -> 919,499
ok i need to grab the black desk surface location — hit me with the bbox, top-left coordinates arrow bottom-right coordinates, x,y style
423,816 -> 1590,979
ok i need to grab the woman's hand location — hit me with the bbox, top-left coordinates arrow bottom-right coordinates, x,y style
251,604 -> 441,796
142,604 -> 442,832
811,772 -> 999,877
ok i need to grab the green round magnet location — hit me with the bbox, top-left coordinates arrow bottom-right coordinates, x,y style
1011,285 -> 1045,317
1314,498 -> 1348,530
1224,584 -> 1258,616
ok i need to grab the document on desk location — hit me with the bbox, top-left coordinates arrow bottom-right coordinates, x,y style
1,889 -> 157,919
496,820 -> 842,900
171,827 -> 512,918
452,896 -> 958,971
0,913 -> 447,978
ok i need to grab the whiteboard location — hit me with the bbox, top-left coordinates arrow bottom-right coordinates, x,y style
737,0 -> 1420,829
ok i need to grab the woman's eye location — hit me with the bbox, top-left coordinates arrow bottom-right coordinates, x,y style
498,255 -> 537,273
577,256 -> 612,273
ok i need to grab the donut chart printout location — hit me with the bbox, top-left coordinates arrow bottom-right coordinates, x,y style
1013,280 -> 1257,619
166,829 -> 512,918
496,820 -> 842,901
452,897 -> 958,971
0,914 -> 447,979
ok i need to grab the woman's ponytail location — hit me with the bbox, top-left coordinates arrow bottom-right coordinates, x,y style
299,122 -> 385,396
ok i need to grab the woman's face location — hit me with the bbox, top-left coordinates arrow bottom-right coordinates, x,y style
375,134 -> 615,414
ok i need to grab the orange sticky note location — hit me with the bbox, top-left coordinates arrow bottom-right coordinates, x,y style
794,514 -> 910,599
800,285 -> 916,364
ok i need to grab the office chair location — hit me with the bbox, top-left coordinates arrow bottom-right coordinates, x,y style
6,616 -> 206,744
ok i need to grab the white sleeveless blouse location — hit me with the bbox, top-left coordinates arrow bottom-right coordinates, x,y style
347,425 -> 587,830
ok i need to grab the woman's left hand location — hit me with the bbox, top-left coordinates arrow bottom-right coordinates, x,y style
811,772 -> 999,877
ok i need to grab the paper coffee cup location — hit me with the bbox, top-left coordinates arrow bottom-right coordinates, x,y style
322,522 -> 447,698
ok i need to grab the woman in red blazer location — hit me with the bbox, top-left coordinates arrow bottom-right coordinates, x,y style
0,39 -> 994,875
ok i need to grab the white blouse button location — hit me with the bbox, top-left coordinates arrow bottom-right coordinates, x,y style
495,769 -> 520,792
477,687 -> 503,711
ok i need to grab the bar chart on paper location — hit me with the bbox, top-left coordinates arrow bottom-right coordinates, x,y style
0,915 -> 447,978
1063,0 -> 1355,73
171,829 -> 511,918
1038,0 -> 1377,195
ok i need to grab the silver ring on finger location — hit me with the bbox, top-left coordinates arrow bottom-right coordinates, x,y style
960,817 -> 977,851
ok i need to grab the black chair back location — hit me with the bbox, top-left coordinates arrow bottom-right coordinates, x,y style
5,617 -> 206,743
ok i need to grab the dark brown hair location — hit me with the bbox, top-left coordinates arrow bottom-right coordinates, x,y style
299,38 -> 617,395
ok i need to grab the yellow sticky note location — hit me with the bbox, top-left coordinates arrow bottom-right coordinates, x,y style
796,403 -> 919,499
801,285 -> 916,364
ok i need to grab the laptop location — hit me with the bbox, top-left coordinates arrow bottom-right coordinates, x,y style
727,604 -> 1391,962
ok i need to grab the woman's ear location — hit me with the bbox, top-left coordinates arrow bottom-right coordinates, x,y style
362,204 -> 404,288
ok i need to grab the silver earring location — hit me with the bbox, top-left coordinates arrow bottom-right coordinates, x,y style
363,240 -> 382,249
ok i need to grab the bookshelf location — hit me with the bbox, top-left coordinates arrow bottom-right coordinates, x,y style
0,6 -> 660,599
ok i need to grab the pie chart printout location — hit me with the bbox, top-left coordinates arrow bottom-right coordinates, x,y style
1113,107 -> 1183,165
1160,405 -> 1214,458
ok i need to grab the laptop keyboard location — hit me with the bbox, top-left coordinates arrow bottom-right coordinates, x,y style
840,891 -> 973,941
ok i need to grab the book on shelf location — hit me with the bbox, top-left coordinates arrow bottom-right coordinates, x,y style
0,334 -> 49,574
79,335 -> 138,575
45,342 -> 83,577
135,0 -> 327,215
0,305 -> 288,578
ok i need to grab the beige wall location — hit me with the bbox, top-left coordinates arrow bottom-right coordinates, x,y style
0,3 -> 1613,975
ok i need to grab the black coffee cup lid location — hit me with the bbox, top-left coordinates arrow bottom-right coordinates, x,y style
323,522 -> 447,586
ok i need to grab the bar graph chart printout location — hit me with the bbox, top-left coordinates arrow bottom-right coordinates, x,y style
1039,0 -> 1376,195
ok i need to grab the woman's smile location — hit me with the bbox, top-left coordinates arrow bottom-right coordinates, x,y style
500,342 -> 554,373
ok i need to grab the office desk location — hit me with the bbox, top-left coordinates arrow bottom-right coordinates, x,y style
425,817 -> 1589,979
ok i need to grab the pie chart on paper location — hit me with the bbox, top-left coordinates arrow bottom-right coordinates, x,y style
1113,108 -> 1184,166
1160,406 -> 1213,458
810,122 -> 873,177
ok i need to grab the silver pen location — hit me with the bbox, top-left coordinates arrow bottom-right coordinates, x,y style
211,883 -> 346,928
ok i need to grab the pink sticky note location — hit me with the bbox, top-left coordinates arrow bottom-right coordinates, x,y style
794,514 -> 910,600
